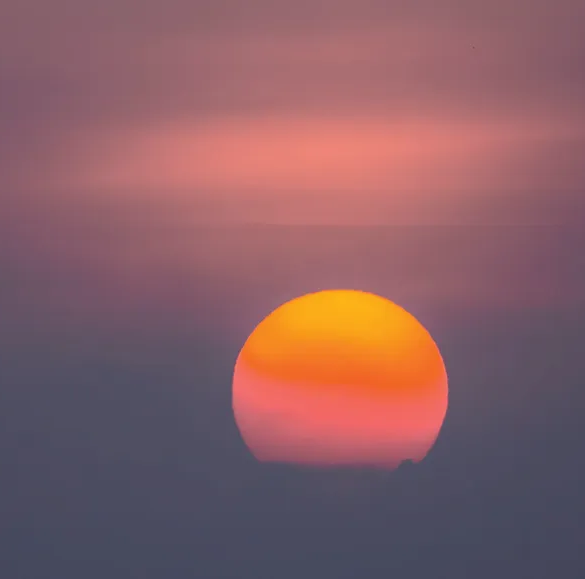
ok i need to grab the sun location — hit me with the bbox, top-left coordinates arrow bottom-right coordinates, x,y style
232,290 -> 448,469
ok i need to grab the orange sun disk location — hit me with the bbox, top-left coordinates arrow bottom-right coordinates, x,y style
232,290 -> 448,469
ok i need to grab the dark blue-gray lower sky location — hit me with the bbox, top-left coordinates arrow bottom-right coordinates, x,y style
1,215 -> 584,577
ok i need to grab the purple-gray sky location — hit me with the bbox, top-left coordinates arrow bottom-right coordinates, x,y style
2,0 -> 585,222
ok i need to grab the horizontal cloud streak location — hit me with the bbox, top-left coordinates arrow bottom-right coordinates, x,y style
46,116 -> 580,186
2,0 -> 584,223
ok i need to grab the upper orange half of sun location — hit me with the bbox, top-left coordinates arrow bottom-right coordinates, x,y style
239,290 -> 446,396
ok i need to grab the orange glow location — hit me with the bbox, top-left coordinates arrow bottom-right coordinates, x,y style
232,290 -> 448,469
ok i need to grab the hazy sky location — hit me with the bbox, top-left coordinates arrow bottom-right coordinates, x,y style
1,3 -> 585,578
2,0 -> 585,222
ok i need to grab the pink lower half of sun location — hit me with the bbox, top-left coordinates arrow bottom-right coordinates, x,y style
232,357 -> 448,469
